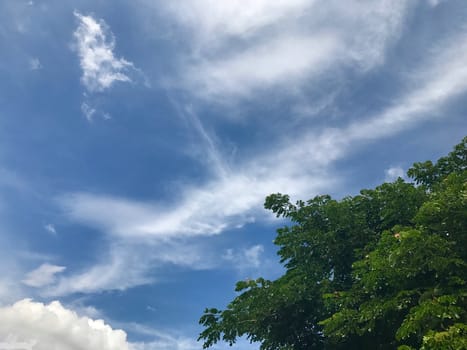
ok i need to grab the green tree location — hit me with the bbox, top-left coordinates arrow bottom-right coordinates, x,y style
199,137 -> 467,349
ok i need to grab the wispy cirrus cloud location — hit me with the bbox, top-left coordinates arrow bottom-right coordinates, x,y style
73,11 -> 136,93
123,321 -> 258,350
44,223 -> 56,235
72,11 -> 144,121
28,57 -> 41,70
223,245 -> 264,271
44,237 -> 218,296
51,23 -> 467,295
183,34 -> 340,98
159,0 -> 409,100
22,263 -> 65,288
162,0 -> 313,45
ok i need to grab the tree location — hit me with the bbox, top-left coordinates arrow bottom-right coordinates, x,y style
199,137 -> 467,349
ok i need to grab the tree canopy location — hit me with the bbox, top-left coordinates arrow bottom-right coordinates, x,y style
199,137 -> 467,350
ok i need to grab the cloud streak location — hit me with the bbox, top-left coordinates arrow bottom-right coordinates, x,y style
51,3 -> 467,296
162,0 -> 409,100
22,263 -> 65,288
223,245 -> 264,271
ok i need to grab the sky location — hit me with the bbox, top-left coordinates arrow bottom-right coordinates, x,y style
0,0 -> 466,349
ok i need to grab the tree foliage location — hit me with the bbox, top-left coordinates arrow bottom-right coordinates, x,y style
199,137 -> 467,349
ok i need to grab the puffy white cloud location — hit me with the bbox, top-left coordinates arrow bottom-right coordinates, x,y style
73,12 -> 135,92
0,299 -> 129,350
0,299 -> 256,350
22,263 -> 65,288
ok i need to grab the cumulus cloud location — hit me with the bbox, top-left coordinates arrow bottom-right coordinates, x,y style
0,299 -> 129,350
73,11 -> 136,92
0,299 -> 256,350
22,263 -> 66,288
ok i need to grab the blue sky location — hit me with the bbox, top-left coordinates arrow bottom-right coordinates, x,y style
0,1 -> 466,349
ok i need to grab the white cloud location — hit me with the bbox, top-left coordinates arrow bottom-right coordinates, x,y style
44,223 -> 56,234
223,245 -> 264,270
44,237 -> 216,296
28,57 -> 41,70
130,339 -> 197,350
385,166 -> 405,182
0,298 -> 255,350
346,31 -> 467,142
52,25 -> 467,296
161,0 -> 409,100
81,102 -> 96,121
130,337 -> 258,350
427,0 -> 444,7
45,243 -> 152,296
184,34 -> 340,98
0,299 -> 129,350
59,162 -> 333,239
73,12 -> 135,92
244,245 -> 264,268
163,0 -> 313,45
22,263 -> 65,288
124,322 -> 258,350
128,325 -> 198,350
